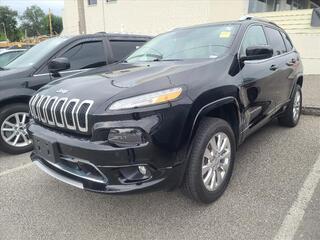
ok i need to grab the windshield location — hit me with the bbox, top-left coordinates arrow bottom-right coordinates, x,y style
126,24 -> 239,63
5,37 -> 70,69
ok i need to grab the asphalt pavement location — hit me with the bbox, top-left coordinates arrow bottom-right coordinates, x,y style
0,115 -> 319,240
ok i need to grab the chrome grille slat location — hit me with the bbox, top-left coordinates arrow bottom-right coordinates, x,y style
76,100 -> 94,133
54,98 -> 68,128
64,99 -> 80,130
40,96 -> 50,123
29,94 -> 93,133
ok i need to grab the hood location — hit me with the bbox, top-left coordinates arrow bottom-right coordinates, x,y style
36,59 -> 217,111
0,67 -> 31,80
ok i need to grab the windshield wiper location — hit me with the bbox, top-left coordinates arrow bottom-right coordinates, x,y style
127,53 -> 163,62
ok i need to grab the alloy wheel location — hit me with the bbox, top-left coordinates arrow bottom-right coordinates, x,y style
293,90 -> 301,121
202,132 -> 231,191
0,112 -> 32,148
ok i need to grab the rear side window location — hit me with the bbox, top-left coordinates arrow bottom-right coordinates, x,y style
110,41 -> 146,61
241,25 -> 268,56
281,31 -> 293,51
265,27 -> 287,56
61,41 -> 106,70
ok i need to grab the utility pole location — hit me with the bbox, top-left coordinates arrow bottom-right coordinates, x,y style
77,0 -> 86,34
48,8 -> 53,36
1,22 -> 7,40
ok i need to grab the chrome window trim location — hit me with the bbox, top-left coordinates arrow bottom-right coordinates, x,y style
53,97 -> 68,128
76,100 -> 94,133
64,98 -> 80,130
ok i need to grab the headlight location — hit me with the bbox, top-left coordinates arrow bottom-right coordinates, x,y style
109,87 -> 183,110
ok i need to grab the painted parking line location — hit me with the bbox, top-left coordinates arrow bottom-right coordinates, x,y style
274,152 -> 320,240
0,162 -> 34,177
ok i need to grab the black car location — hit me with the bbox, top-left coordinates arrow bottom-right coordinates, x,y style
0,33 -> 150,154
28,17 -> 303,203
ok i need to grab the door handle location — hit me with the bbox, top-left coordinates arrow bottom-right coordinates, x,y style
270,65 -> 278,71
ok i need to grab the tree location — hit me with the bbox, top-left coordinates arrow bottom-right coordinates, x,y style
43,14 -> 63,35
20,5 -> 46,37
0,6 -> 20,41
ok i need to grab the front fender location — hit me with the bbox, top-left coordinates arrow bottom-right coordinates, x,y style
0,88 -> 35,102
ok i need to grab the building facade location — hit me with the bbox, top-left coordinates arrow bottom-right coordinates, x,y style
62,0 -> 320,74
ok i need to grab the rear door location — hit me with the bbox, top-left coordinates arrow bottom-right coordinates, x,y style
264,26 -> 294,105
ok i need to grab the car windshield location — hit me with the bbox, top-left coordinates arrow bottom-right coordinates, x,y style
126,24 -> 239,63
5,37 -> 70,69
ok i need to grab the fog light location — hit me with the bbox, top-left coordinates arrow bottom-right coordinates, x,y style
108,128 -> 146,147
138,166 -> 147,175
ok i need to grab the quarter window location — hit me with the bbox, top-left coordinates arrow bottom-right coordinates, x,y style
241,25 -> 268,56
61,41 -> 106,70
281,31 -> 293,51
110,41 -> 146,61
265,27 -> 287,56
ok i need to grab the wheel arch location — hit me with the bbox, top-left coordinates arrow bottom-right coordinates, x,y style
189,97 -> 241,149
0,89 -> 35,110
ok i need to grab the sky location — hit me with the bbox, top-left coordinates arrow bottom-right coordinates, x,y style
0,0 -> 64,16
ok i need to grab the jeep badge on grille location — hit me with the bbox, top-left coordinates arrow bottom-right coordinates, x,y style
56,89 -> 69,94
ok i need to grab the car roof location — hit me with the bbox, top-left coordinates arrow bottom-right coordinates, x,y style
174,17 -> 282,31
61,33 -> 152,42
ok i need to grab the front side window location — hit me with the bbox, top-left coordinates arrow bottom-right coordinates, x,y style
126,24 -> 239,63
240,25 -> 268,56
5,37 -> 69,69
61,41 -> 106,70
265,27 -> 287,56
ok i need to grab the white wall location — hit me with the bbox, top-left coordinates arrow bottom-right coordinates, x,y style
83,0 -> 249,35
62,0 -> 80,35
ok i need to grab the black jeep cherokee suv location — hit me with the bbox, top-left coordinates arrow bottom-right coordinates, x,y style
0,33 -> 150,154
28,18 -> 303,203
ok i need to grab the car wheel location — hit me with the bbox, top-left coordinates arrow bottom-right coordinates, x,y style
278,85 -> 302,128
182,117 -> 236,204
0,103 -> 33,154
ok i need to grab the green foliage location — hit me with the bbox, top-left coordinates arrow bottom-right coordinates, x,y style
20,5 -> 46,37
0,5 -> 63,40
43,14 -> 63,35
0,6 -> 21,41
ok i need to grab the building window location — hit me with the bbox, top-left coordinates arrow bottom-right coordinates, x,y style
88,0 -> 97,5
249,0 -> 320,13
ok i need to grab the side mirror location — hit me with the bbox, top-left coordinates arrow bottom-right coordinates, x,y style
241,46 -> 273,61
48,57 -> 70,77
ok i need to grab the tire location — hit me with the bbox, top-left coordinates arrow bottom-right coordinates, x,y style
278,85 -> 302,128
182,117 -> 236,204
0,103 -> 33,154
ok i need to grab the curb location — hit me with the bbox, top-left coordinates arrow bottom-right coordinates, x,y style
302,107 -> 320,116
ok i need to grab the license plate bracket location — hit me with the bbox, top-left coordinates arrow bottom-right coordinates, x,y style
33,136 -> 59,163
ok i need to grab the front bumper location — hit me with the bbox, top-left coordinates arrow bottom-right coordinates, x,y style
28,123 -> 183,193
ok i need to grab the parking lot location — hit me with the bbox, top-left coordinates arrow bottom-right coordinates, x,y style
0,115 -> 319,240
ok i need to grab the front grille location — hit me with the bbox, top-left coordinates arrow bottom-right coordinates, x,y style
29,95 -> 94,133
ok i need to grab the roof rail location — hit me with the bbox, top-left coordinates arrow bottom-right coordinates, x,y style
239,15 -> 280,28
